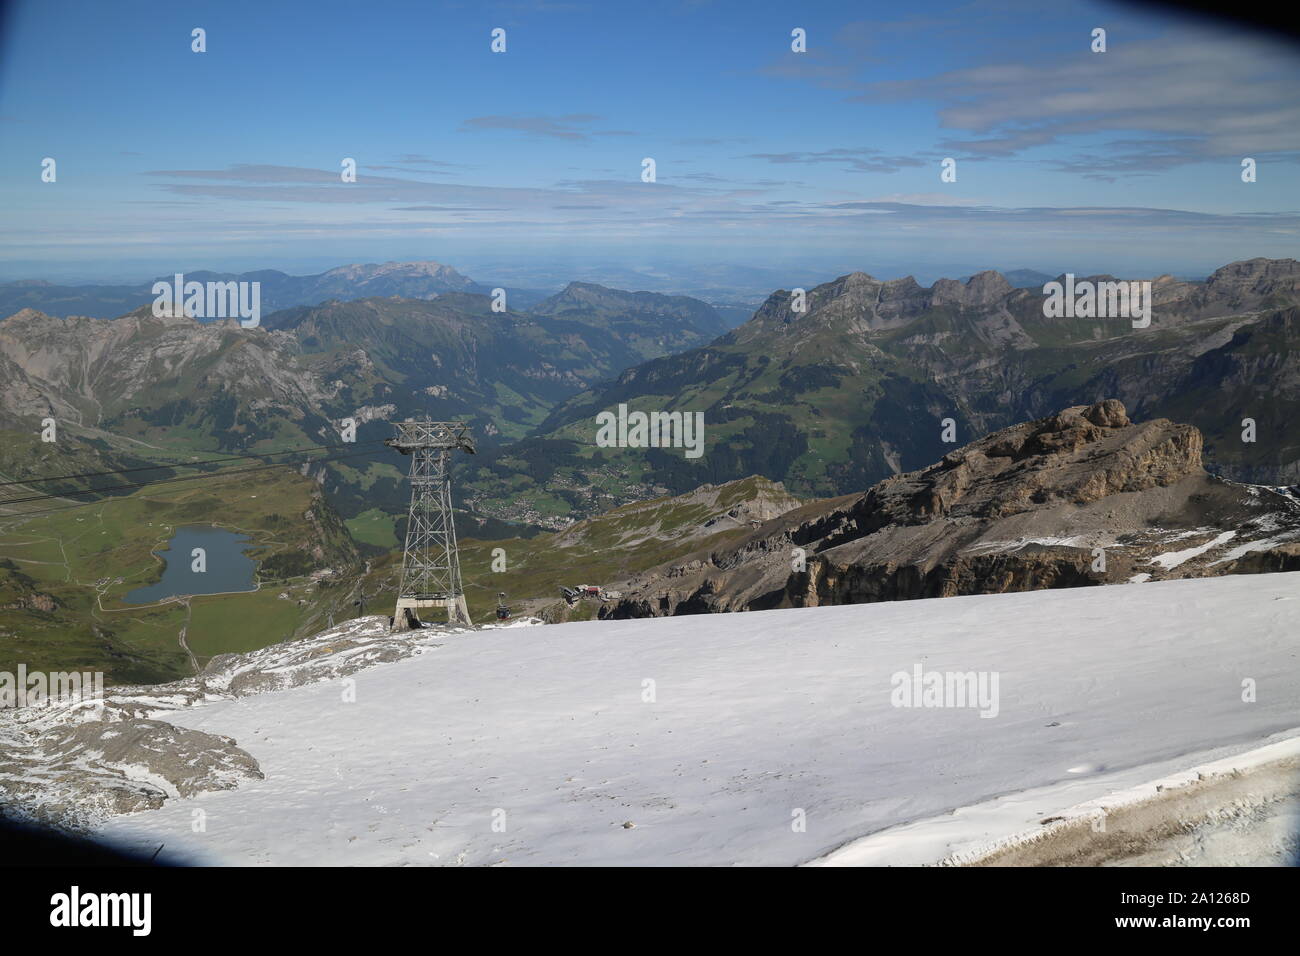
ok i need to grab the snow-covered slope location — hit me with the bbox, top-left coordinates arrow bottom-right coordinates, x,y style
93,574 -> 1300,866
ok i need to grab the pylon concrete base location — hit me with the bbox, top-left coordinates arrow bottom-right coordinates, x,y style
391,596 -> 470,631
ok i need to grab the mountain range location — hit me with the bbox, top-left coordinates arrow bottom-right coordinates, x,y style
0,260 -> 539,319
2,257 -> 1298,547
497,257 -> 1300,522
0,277 -> 735,529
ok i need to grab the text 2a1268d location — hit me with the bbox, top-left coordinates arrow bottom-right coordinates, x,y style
1190,892 -> 1251,905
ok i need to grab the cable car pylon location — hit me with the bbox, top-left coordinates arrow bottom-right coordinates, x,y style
386,421 -> 475,630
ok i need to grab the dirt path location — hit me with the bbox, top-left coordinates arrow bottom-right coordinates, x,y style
177,598 -> 199,676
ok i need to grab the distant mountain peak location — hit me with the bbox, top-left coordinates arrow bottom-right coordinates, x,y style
320,260 -> 472,282
0,307 -> 52,325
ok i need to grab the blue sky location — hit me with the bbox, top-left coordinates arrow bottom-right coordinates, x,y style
2,0 -> 1298,285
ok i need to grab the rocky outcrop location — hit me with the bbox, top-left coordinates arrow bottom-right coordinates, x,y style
1178,257 -> 1300,318
738,268 -> 1031,341
547,474 -> 802,552
10,592 -> 57,613
601,401 -> 1300,618
1,719 -> 263,822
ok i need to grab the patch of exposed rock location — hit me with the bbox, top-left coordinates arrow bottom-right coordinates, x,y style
547,475 -> 802,552
0,720 -> 262,826
601,401 -> 1300,617
0,615 -> 473,829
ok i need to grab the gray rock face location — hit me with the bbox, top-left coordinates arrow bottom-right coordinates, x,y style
0,720 -> 263,823
601,401 -> 1300,618
740,259 -> 1300,346
739,268 -> 1032,341
0,305 -> 336,429
45,719 -> 261,799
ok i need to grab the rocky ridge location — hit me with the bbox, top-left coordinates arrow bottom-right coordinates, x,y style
601,400 -> 1300,617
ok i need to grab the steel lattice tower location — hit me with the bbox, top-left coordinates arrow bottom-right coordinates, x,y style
386,421 -> 475,629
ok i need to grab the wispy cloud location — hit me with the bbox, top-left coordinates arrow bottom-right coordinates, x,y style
760,16 -> 1300,176
118,163 -> 1300,244
747,147 -> 925,174
861,28 -> 1300,166
458,114 -> 632,140
672,136 -> 751,147
1039,138 -> 1210,182
367,155 -> 471,173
